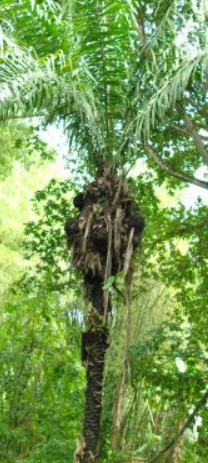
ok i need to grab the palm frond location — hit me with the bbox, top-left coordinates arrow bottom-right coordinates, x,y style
0,27 -> 19,53
0,0 -> 62,57
0,45 -> 98,127
1,0 -> 207,171
139,0 -> 178,55
131,48 -> 208,141
29,0 -> 60,15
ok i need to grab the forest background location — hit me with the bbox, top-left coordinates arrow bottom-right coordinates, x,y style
0,1 -> 208,463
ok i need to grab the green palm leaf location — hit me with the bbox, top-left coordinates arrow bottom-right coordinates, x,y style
0,0 -> 207,169
132,48 -> 208,141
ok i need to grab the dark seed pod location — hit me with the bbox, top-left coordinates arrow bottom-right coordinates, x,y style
127,214 -> 145,233
73,193 -> 85,210
92,227 -> 108,254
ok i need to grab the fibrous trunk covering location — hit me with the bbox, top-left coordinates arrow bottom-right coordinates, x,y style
65,172 -> 145,463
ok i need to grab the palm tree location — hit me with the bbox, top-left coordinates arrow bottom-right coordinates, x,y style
1,1 -> 208,461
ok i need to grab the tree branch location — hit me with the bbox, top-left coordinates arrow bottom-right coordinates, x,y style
171,124 -> 208,140
167,222 -> 207,236
149,387 -> 208,463
176,105 -> 208,166
147,222 -> 208,250
145,143 -> 208,190
171,124 -> 190,136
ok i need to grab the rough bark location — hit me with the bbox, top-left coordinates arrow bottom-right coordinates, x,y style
82,282 -> 109,462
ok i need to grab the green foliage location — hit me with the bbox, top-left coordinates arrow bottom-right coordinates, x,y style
130,320 -> 208,401
24,178 -> 80,291
0,123 -> 58,305
0,123 -> 54,177
0,286 -> 85,463
20,163 -> 208,461
0,122 -> 85,463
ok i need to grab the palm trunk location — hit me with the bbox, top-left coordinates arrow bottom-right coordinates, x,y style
82,281 -> 109,462
73,281 -> 109,463
65,172 -> 145,463
83,344 -> 107,461
83,330 -> 108,461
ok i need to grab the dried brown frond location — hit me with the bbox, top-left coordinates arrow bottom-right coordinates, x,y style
65,173 -> 145,315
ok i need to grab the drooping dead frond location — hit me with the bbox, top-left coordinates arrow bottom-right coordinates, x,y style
123,227 -> 134,276
114,206 -> 124,265
74,436 -> 86,463
65,172 -> 145,313
82,210 -> 94,254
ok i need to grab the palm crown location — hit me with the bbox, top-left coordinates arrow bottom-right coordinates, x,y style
1,0 -> 208,179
